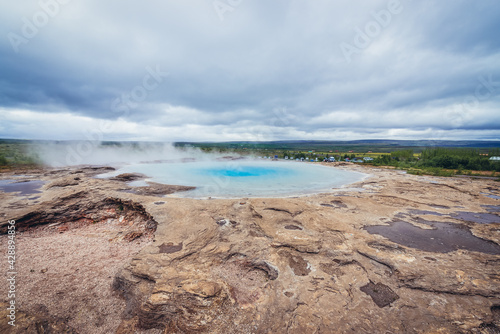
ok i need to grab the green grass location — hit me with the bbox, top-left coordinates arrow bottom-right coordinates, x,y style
0,141 -> 42,169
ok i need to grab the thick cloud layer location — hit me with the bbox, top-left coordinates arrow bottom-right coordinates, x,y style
1,0 -> 499,141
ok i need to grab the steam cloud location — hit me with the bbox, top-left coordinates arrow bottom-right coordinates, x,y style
31,141 -> 225,167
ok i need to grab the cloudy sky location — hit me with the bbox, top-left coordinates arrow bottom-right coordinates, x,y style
1,0 -> 499,142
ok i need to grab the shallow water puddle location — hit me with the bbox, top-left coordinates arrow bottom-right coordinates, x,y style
482,192 -> 500,200
482,205 -> 500,213
404,207 -> 500,224
365,220 -> 500,254
0,179 -> 45,196
451,211 -> 500,224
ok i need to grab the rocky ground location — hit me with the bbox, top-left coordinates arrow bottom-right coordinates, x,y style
0,164 -> 499,333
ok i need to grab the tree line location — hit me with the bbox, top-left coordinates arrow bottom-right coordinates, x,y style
372,148 -> 500,172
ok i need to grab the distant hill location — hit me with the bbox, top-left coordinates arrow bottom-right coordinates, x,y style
191,140 -> 500,148
175,140 -> 500,153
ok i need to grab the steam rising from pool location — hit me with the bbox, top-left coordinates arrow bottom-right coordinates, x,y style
102,159 -> 367,198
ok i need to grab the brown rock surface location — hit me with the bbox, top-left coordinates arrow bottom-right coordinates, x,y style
0,164 -> 499,333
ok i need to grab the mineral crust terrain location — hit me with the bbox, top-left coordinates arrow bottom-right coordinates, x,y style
0,163 -> 499,333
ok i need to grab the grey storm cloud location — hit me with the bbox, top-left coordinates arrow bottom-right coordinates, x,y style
0,0 -> 499,141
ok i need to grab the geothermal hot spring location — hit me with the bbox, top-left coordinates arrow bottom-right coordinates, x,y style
100,159 -> 367,198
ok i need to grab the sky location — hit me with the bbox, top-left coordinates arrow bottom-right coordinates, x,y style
1,0 -> 499,142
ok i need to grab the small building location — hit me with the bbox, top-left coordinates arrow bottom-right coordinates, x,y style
363,157 -> 374,161
490,156 -> 500,161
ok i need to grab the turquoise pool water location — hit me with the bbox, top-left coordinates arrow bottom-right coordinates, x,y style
101,160 -> 367,198
198,165 -> 294,178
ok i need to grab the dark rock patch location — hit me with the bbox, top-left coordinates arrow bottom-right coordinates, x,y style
319,262 -> 344,277
428,204 -> 450,209
249,260 -> 279,280
125,182 -> 195,196
1,195 -> 157,234
284,225 -> 303,230
79,166 -> 115,176
360,282 -> 399,308
367,241 -> 406,253
408,209 -> 444,216
264,207 -> 293,215
111,173 -> 146,182
330,200 -> 347,208
159,242 -> 183,254
123,231 -> 143,242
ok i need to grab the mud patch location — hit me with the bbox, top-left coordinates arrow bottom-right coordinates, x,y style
280,251 -> 310,276
360,282 -> 399,308
365,220 -> 500,254
159,242 -> 183,253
